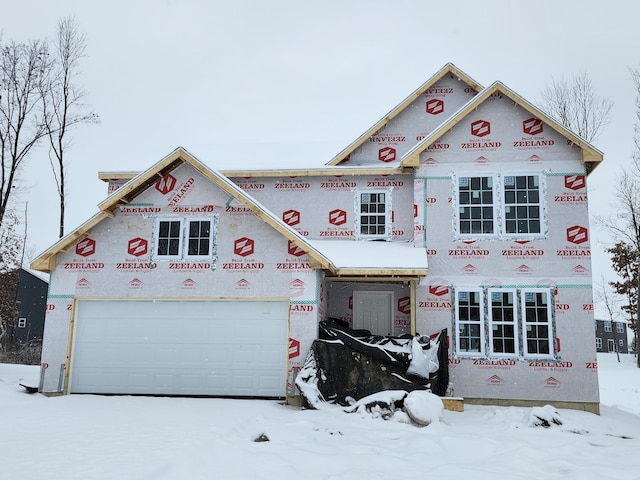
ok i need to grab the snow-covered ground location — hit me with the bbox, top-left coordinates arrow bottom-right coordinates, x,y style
1,353 -> 639,480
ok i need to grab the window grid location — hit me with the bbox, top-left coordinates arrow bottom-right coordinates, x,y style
458,176 -> 494,235
187,220 -> 212,256
360,192 -> 387,236
616,323 -> 624,333
456,290 -> 484,355
522,290 -> 552,357
596,337 -> 602,349
504,175 -> 541,234
17,318 -> 26,328
604,321 -> 612,332
489,289 -> 517,355
157,220 -> 182,257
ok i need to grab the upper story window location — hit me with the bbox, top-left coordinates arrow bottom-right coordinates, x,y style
455,173 -> 544,240
154,217 -> 216,260
604,321 -> 612,332
616,322 -> 625,334
355,190 -> 392,240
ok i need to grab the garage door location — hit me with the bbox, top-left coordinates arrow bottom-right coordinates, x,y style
70,299 -> 289,397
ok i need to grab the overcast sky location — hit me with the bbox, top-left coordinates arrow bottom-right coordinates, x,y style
4,0 -> 640,315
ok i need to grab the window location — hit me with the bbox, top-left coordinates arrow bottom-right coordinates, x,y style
619,339 -> 624,347
488,289 -> 517,356
455,173 -> 544,239
616,322 -> 624,334
17,318 -> 26,328
455,290 -> 485,355
154,217 -> 216,260
604,321 -> 612,332
596,337 -> 602,350
504,175 -> 541,235
522,289 -> 553,357
454,287 -> 555,359
356,190 -> 392,239
458,176 -> 494,235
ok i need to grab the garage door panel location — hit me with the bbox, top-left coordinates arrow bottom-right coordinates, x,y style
70,300 -> 289,397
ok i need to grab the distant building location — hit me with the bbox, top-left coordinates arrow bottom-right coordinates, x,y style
2,268 -> 48,345
595,319 -> 629,354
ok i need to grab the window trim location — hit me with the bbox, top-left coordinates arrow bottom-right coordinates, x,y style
354,189 -> 393,240
17,317 -> 26,328
153,216 -> 217,261
487,288 -> 518,357
454,288 -> 486,357
455,174 -> 497,239
521,288 -> 554,359
502,174 -> 543,239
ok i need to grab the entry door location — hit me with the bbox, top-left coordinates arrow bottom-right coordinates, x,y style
608,339 -> 615,352
353,291 -> 393,335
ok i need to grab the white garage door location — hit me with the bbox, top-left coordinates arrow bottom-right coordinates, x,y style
70,299 -> 289,397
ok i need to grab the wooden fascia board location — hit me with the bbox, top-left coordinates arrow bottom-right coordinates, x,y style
326,63 -> 483,166
325,274 -> 425,283
97,172 -> 138,182
332,268 -> 428,277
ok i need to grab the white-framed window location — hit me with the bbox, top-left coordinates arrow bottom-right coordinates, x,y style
355,190 -> 392,240
17,318 -> 26,328
154,217 -> 217,260
453,286 -> 555,359
454,289 -> 485,356
455,173 -> 544,240
619,339 -> 624,347
596,337 -> 602,350
616,322 -> 624,334
604,321 -> 612,332
488,288 -> 518,356
521,288 -> 554,358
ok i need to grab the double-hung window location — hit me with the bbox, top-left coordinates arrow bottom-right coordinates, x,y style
454,287 -> 555,359
455,174 -> 544,239
616,322 -> 624,334
154,217 -> 216,260
356,190 -> 392,240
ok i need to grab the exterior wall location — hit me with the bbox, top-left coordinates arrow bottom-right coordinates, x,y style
595,320 -> 629,353
232,174 -> 414,241
413,96 -> 599,406
336,75 -> 478,165
6,269 -> 48,344
40,163 -> 320,393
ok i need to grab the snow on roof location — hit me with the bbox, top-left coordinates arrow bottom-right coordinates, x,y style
307,240 -> 427,273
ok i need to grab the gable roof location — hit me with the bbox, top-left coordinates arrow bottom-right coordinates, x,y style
30,148 -> 427,278
399,81 -> 604,173
325,63 -> 483,166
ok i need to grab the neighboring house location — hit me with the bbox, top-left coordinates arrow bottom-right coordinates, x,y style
595,319 -> 629,354
1,268 -> 48,345
31,63 -> 602,413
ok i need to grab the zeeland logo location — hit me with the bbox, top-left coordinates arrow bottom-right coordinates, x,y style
234,237 -> 255,257
426,98 -> 444,115
565,175 -> 586,190
76,238 -> 96,257
287,240 -> 306,257
155,173 -> 177,195
329,209 -> 347,226
566,225 -> 588,244
397,297 -> 411,315
429,282 -> 449,297
283,209 -> 300,226
522,117 -> 543,136
378,147 -> 397,163
127,238 -> 148,257
471,120 -> 491,137
289,338 -> 300,359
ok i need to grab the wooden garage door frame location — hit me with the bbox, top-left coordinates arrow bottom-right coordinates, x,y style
65,297 -> 290,397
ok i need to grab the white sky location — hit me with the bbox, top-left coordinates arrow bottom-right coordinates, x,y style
4,0 -> 640,317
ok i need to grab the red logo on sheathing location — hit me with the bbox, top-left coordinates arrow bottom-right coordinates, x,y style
76,238 -> 96,257
471,120 -> 491,137
397,297 -> 411,314
329,209 -> 347,226
426,98 -> 444,115
283,209 -> 300,226
545,377 -> 560,386
287,240 -> 305,257
564,175 -> 586,190
127,237 -> 148,257
378,147 -> 396,163
155,173 -> 177,195
566,226 -> 588,244
348,296 -> 353,310
289,338 -> 300,359
234,237 -> 255,257
523,117 -> 543,135
413,204 -> 418,218
429,284 -> 449,297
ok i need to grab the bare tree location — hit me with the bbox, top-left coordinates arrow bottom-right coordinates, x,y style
539,71 -> 613,143
41,17 -> 99,238
0,210 -> 22,348
0,39 -> 49,229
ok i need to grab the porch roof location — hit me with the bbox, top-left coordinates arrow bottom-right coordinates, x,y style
306,240 -> 428,278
